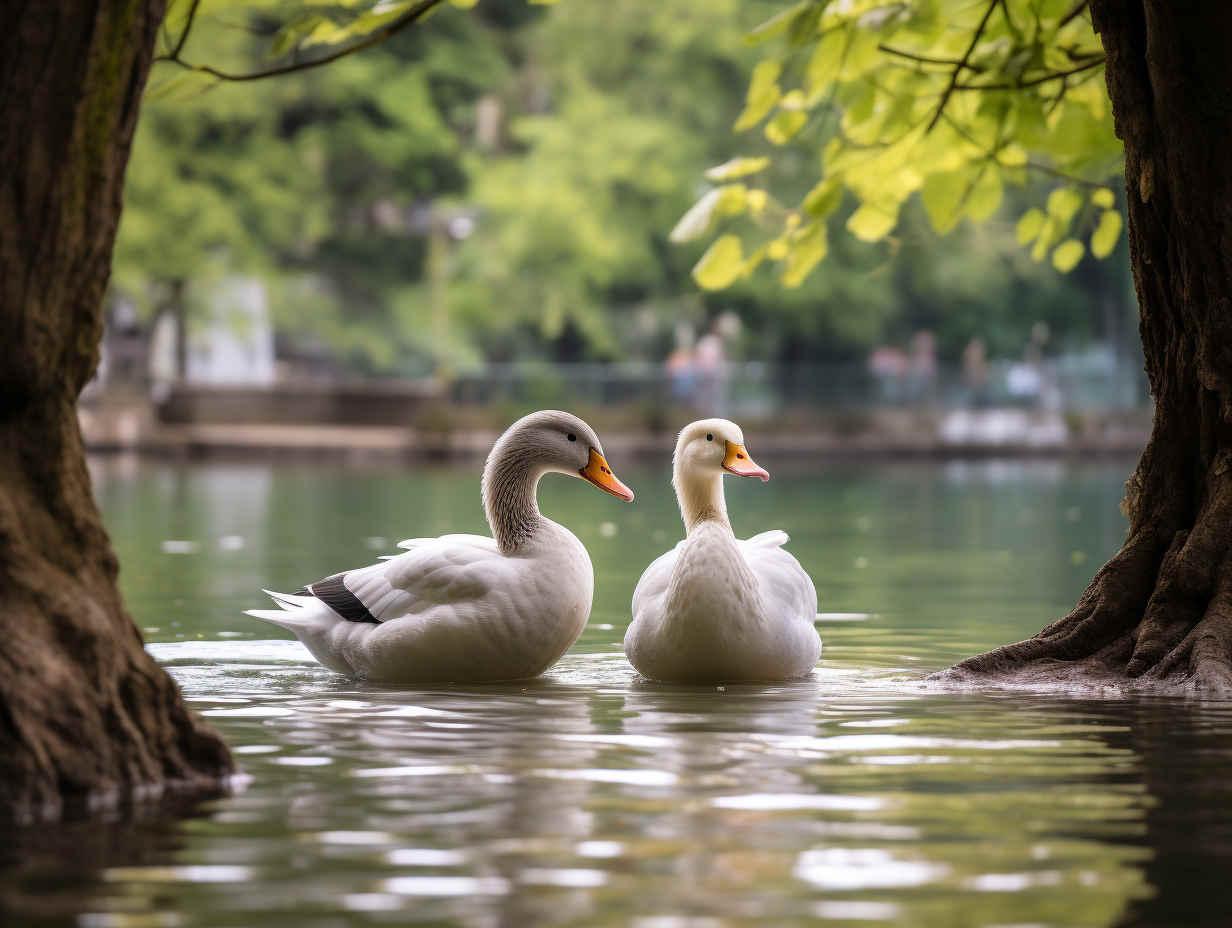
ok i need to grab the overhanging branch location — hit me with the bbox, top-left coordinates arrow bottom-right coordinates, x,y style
154,0 -> 448,83
953,58 -> 1105,91
926,0 -> 1000,133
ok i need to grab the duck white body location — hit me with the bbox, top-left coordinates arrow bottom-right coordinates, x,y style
246,411 -> 633,683
625,419 -> 821,683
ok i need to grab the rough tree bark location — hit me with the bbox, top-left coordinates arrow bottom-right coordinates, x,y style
940,1 -> 1232,693
0,2 -> 232,820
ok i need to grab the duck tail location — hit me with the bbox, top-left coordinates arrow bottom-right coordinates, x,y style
245,589 -> 324,632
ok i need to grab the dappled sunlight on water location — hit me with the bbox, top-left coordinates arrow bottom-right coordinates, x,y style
5,458 -> 1232,926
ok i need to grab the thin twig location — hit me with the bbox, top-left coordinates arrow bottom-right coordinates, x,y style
926,0 -> 1000,133
1057,0 -> 1090,29
166,0 -> 203,60
877,44 -> 986,72
953,57 -> 1104,90
154,0 -> 447,83
1022,159 -> 1107,190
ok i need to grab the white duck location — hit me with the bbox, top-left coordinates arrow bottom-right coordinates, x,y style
625,419 -> 821,683
246,410 -> 634,683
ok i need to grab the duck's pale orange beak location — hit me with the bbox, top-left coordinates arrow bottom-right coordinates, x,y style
723,441 -> 769,482
580,448 -> 635,501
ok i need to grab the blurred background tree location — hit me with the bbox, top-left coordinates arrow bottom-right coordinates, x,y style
113,0 -> 1134,377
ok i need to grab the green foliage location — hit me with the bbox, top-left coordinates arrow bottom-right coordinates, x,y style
677,0 -> 1125,289
115,0 -> 1132,375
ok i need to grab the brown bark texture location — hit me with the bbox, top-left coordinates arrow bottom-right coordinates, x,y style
0,1 -> 232,821
940,1 -> 1232,693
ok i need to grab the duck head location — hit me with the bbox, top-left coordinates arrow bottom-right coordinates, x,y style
489,410 -> 634,502
672,418 -> 768,532
674,418 -> 769,483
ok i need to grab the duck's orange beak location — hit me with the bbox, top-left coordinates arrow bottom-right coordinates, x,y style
580,448 -> 635,501
723,441 -> 769,482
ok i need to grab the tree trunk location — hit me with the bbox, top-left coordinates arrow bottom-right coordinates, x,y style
0,2 -> 232,820
940,1 -> 1232,693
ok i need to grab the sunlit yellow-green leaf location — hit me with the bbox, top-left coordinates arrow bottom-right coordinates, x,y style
746,189 -> 768,215
1091,209 -> 1122,258
715,183 -> 749,216
966,168 -> 1003,221
1052,238 -> 1085,272
449,0 -> 479,7
1047,187 -> 1083,225
781,222 -> 828,286
999,144 -> 1029,167
846,202 -> 898,242
146,69 -> 217,101
705,157 -> 771,182
803,176 -> 843,218
920,170 -> 967,234
746,2 -> 809,45
805,28 -> 846,94
1016,208 -> 1045,245
735,59 -> 782,131
765,110 -> 807,145
1091,187 -> 1116,209
693,234 -> 745,290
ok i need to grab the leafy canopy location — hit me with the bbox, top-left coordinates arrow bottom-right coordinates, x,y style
672,0 -> 1124,291
118,0 -> 1129,372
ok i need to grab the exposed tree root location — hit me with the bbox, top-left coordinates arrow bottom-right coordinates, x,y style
934,453 -> 1232,696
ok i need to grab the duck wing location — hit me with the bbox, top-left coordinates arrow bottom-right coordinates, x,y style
737,530 -> 817,621
631,539 -> 684,616
299,534 -> 504,625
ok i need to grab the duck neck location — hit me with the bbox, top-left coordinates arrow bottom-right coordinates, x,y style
674,465 -> 729,536
482,445 -> 545,554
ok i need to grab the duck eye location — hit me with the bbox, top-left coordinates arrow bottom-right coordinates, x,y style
706,433 -> 714,442
567,433 -> 577,442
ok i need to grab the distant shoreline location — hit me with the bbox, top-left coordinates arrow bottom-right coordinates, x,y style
80,420 -> 1148,463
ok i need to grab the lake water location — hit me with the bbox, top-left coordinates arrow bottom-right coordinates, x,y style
5,455 -> 1232,927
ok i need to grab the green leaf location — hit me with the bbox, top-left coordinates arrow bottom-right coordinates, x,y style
805,28 -> 846,94
846,202 -> 898,242
920,170 -> 967,234
704,157 -> 771,181
781,222 -> 828,286
669,189 -> 722,243
1016,208 -> 1045,245
715,183 -> 749,216
1051,239 -> 1085,272
1046,187 -> 1083,224
803,177 -> 843,218
1091,187 -> 1116,209
765,110 -> 807,145
746,2 -> 809,45
693,235 -> 745,290
965,168 -> 1003,222
1031,218 -> 1057,261
145,69 -> 217,101
734,60 -> 782,132
1090,209 -> 1122,258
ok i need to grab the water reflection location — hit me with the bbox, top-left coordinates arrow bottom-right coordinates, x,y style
3,458 -> 1230,926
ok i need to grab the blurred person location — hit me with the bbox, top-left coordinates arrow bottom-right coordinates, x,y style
907,329 -> 939,404
693,318 -> 729,414
962,336 -> 990,407
665,322 -> 696,404
868,344 -> 908,403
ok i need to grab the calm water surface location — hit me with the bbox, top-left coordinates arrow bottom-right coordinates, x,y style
5,456 -> 1232,927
